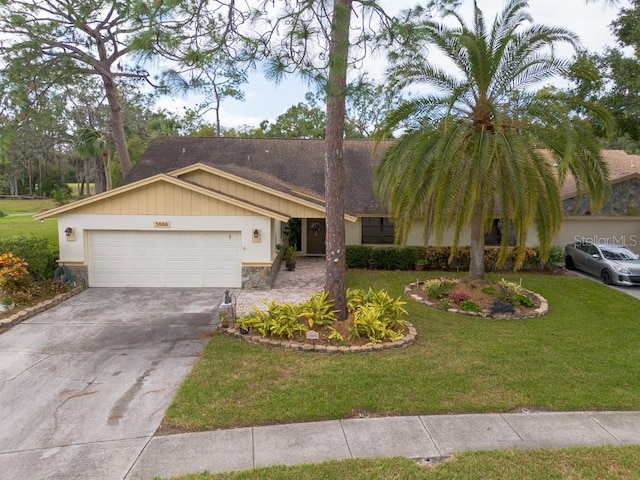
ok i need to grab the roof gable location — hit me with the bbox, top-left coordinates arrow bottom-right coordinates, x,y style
561,150 -> 640,200
174,165 -> 355,220
34,174 -> 290,221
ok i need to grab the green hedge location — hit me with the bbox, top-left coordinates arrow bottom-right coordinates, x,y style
0,236 -> 58,281
346,245 -> 561,271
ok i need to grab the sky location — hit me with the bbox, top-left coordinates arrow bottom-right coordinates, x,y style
155,0 -> 627,130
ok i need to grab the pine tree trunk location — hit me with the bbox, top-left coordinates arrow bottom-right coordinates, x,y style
102,75 -> 132,177
324,0 -> 352,320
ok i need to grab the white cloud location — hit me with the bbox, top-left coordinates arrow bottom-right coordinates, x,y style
169,0 -> 626,129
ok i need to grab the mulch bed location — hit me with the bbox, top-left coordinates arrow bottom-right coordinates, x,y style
406,278 -> 547,319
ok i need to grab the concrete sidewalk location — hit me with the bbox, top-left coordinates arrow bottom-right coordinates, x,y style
127,411 -> 640,478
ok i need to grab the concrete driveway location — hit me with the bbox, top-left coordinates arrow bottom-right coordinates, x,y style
0,288 -> 227,479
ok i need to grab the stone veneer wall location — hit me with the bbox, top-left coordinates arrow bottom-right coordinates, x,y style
242,256 -> 282,289
564,178 -> 640,215
63,265 -> 89,287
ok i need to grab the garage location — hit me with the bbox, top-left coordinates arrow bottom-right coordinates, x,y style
88,230 -> 242,287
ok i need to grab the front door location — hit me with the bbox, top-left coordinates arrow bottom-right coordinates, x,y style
306,218 -> 326,255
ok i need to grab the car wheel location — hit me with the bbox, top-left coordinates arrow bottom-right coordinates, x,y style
565,255 -> 576,271
601,269 -> 613,285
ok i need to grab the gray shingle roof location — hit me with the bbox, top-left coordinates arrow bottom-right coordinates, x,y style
124,137 -> 391,215
125,137 -> 640,215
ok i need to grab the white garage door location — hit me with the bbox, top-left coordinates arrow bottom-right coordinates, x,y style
88,231 -> 242,287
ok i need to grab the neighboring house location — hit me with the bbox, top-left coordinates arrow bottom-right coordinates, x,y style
557,149 -> 640,251
34,138 -> 640,288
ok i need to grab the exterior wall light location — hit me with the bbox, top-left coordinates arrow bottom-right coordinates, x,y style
65,227 -> 73,237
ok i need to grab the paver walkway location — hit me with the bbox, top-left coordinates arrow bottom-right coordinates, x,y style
235,257 -> 325,315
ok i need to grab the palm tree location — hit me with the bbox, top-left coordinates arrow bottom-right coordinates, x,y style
74,127 -> 112,193
374,0 -> 610,279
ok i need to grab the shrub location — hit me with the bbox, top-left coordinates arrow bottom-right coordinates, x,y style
440,298 -> 454,310
450,290 -> 469,304
269,303 -> 308,339
0,210 -> 6,218
345,246 -> 423,270
498,278 -> 534,307
346,288 -> 408,330
238,289 -> 407,344
349,304 -> 405,343
0,252 -> 31,294
299,291 -> 338,329
460,300 -> 481,312
371,247 -> 419,270
49,185 -> 73,204
345,245 -> 561,272
236,300 -> 308,339
0,236 -> 57,281
346,245 -> 375,269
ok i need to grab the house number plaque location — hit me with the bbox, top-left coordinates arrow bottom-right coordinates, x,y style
306,331 -> 320,341
153,221 -> 171,228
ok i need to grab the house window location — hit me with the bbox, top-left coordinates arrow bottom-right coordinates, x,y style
362,217 -> 395,244
485,219 -> 516,246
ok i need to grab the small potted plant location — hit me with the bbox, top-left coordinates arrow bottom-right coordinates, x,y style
0,293 -> 15,313
283,245 -> 298,271
414,259 -> 428,271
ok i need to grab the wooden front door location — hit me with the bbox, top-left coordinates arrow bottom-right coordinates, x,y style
306,218 -> 326,255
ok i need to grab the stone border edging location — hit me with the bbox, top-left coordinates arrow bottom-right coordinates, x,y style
404,282 -> 548,318
0,286 -> 85,329
221,321 -> 417,353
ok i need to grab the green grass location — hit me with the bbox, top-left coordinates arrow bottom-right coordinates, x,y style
67,183 -> 95,196
162,445 -> 640,479
164,271 -> 640,432
0,199 -> 58,246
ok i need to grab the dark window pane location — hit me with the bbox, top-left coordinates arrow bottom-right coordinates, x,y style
362,217 -> 395,245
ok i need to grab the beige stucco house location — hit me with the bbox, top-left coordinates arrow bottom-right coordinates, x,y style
34,138 -> 640,288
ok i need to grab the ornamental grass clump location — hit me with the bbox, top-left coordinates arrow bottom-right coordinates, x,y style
498,278 -> 535,307
421,277 -> 459,300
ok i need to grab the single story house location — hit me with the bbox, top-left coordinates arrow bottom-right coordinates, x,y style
34,138 -> 640,288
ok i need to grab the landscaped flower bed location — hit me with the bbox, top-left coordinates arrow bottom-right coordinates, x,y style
0,251 -> 76,330
222,289 -> 418,351
405,276 -> 548,319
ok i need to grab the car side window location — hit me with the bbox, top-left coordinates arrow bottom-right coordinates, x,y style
587,245 -> 600,256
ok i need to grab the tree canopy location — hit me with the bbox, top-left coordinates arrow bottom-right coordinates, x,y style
375,0 -> 611,278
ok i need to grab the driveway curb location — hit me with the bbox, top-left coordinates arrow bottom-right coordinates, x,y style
0,285 -> 85,329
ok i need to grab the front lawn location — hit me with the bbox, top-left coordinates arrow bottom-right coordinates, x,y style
163,445 -> 640,480
0,199 -> 58,246
163,271 -> 640,432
